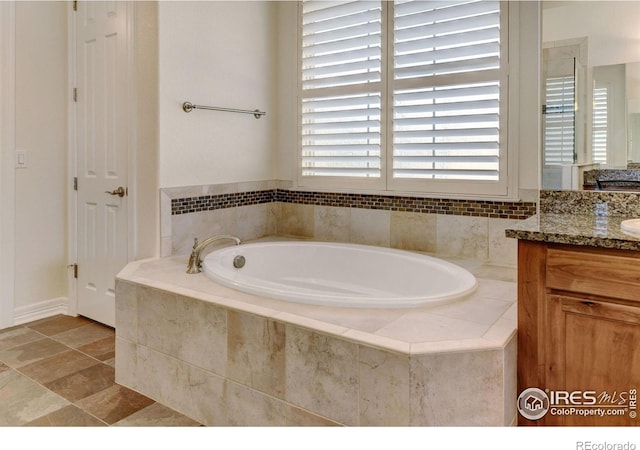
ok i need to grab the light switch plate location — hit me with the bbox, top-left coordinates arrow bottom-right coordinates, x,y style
16,150 -> 27,168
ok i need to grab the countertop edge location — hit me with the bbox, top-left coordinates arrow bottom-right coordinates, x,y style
505,213 -> 640,251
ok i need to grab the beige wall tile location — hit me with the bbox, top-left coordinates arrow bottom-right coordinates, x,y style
175,295 -> 227,376
227,311 -> 286,397
474,278 -> 517,302
160,236 -> 173,258
427,296 -> 513,326
285,325 -> 359,425
171,208 -> 238,256
161,185 -> 209,199
135,346 -> 192,416
221,379 -> 288,426
278,202 -> 314,237
410,349 -> 504,426
136,346 -> 289,426
503,334 -> 517,426
285,404 -> 343,426
359,346 -> 410,426
472,264 -> 517,282
160,191 -> 172,241
436,215 -> 489,260
488,218 -> 519,265
179,362 -> 226,426
390,211 -> 437,253
114,338 -> 138,389
266,202 -> 279,236
114,280 -> 137,342
350,208 -> 390,247
234,180 -> 271,193
137,287 -> 178,356
314,205 -> 350,242
237,204 -> 270,241
376,311 -> 490,343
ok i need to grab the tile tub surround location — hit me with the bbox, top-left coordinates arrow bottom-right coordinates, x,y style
161,182 -> 537,264
115,254 -> 517,426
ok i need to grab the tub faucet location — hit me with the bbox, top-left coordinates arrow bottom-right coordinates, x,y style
186,235 -> 242,274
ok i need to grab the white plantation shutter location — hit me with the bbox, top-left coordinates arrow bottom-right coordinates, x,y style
393,82 -> 500,180
392,0 -> 503,182
393,0 -> 501,79
543,75 -> 576,166
299,0 -> 508,194
592,86 -> 608,164
301,1 -> 382,178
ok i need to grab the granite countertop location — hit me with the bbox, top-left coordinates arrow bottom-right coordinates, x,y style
505,213 -> 640,251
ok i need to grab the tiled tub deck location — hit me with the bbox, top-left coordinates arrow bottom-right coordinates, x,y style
115,249 -> 517,426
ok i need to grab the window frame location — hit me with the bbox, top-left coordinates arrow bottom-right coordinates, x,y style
296,0 -> 517,199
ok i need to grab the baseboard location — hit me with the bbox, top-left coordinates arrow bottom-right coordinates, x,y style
13,297 -> 69,326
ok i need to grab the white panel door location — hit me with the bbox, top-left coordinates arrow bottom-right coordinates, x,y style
76,1 -> 129,327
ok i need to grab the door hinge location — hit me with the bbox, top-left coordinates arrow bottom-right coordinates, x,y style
73,1 -> 77,12
68,263 -> 78,279
73,177 -> 78,191
73,88 -> 77,102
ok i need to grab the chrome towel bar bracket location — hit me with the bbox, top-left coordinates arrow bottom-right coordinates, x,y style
182,101 -> 266,119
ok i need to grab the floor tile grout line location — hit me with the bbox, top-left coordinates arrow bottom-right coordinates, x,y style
17,327 -> 169,426
0,319 -> 106,350
0,324 -> 112,369
4,361 -> 112,427
4,324 -> 114,426
26,319 -> 116,364
0,322 -> 122,426
1,316 -> 202,426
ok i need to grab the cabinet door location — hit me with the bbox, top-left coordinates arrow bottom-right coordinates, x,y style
546,294 -> 640,426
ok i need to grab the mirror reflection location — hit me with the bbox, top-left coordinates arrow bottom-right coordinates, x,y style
541,1 -> 640,191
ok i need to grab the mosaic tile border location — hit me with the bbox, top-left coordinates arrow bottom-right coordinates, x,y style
171,190 -> 274,215
276,190 -> 536,219
171,189 -> 537,220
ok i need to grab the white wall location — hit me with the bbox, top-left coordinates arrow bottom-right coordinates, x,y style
14,2 -> 67,311
276,1 -> 298,182
0,2 -> 16,328
543,2 -> 640,68
516,1 -> 541,197
158,1 -> 278,188
135,2 -> 160,259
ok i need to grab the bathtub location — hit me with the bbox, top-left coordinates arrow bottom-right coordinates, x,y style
202,241 -> 477,308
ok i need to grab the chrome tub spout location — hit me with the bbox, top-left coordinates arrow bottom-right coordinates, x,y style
186,235 -> 242,274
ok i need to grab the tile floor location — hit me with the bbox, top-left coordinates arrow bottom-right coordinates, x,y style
0,314 -> 201,426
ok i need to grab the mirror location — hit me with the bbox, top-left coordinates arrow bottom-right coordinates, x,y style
541,1 -> 640,191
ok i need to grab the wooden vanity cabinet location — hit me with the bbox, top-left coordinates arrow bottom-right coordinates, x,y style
518,240 -> 640,426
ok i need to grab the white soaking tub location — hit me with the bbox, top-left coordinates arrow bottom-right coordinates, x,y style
202,241 -> 477,308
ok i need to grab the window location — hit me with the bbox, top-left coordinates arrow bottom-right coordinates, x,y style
299,0 -> 510,197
